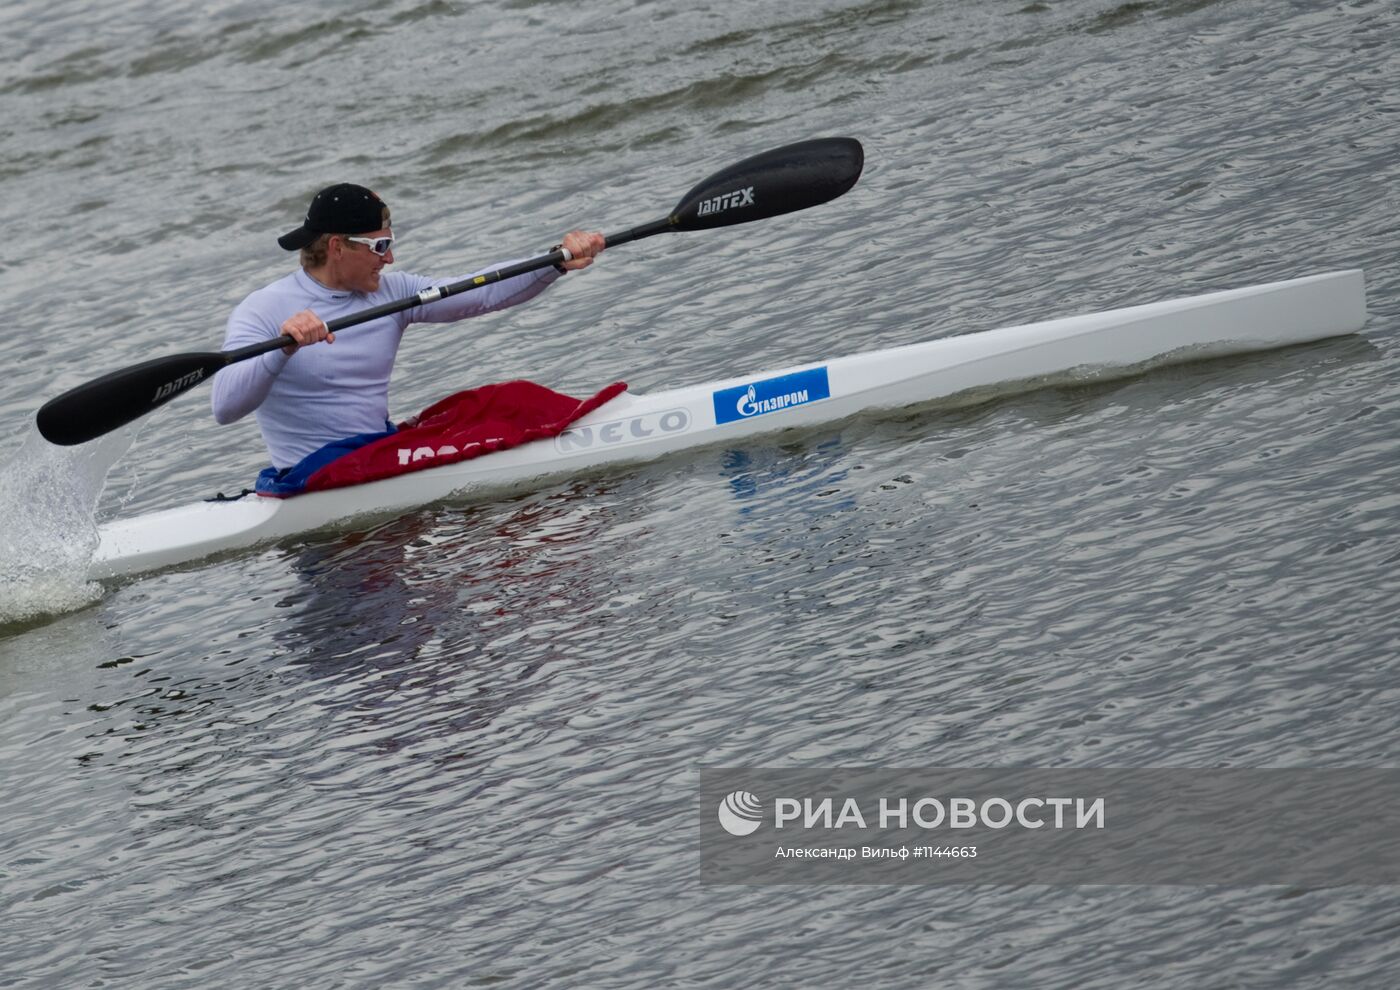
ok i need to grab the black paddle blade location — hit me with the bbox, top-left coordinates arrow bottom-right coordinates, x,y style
670,136 -> 864,232
36,352 -> 227,446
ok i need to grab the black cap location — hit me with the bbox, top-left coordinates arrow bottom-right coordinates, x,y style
278,183 -> 387,250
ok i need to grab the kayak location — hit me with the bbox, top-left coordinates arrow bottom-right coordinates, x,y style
89,270 -> 1367,580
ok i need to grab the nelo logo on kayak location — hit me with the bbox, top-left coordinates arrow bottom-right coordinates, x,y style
554,408 -> 692,453
697,186 -> 755,217
712,367 -> 831,425
151,369 -> 205,404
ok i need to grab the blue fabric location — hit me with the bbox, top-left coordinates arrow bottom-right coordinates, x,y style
254,422 -> 396,496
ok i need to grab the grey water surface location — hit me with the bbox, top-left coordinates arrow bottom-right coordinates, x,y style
2,0 -> 1399,986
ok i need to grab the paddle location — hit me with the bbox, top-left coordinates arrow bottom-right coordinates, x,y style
35,137 -> 864,447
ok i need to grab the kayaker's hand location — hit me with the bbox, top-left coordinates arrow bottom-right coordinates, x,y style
281,310 -> 333,355
558,230 -> 605,271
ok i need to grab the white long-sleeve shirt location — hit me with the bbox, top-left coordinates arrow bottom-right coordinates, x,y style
211,264 -> 561,469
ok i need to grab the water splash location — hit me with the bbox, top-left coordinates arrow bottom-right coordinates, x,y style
0,425 -> 137,626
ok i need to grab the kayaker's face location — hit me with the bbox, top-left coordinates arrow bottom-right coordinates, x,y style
334,226 -> 394,293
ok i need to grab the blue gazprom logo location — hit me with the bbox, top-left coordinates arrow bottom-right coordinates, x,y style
713,367 -> 831,425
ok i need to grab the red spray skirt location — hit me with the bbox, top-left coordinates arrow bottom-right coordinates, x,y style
297,380 -> 627,494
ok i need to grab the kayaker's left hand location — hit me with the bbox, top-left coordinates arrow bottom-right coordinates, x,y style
558,230 -> 605,271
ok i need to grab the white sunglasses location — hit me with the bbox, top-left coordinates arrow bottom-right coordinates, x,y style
343,234 -> 395,256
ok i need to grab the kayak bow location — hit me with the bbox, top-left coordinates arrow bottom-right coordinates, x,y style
89,270 -> 1367,580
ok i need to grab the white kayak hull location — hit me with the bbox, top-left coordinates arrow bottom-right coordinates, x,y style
90,270 -> 1368,579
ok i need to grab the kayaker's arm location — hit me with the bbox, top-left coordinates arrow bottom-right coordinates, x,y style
410,230 -> 604,324
411,262 -> 561,324
211,307 -> 298,425
211,349 -> 290,425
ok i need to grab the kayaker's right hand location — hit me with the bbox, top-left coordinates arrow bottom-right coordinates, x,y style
281,310 -> 333,355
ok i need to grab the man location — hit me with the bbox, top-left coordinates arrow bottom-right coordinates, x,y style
211,182 -> 604,472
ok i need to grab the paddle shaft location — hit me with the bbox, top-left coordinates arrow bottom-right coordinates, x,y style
224,217 -> 678,366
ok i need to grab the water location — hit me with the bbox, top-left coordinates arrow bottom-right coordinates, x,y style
3,0 -> 1399,986
0,428 -> 136,627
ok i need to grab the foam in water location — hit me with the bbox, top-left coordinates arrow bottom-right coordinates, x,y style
0,425 -> 137,625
